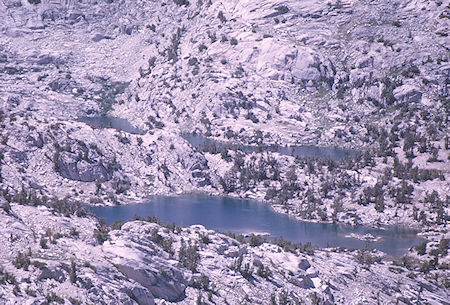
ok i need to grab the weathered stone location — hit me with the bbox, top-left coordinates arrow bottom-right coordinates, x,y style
298,275 -> 315,289
115,263 -> 186,302
38,266 -> 66,283
128,286 -> 155,305
92,33 -> 106,42
298,258 -> 311,271
394,85 -> 422,104
57,152 -> 113,182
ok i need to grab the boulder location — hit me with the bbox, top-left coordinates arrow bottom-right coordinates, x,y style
356,56 -> 373,69
27,17 -> 45,30
393,85 -> 422,103
197,178 -> 211,187
323,286 -> 335,305
291,48 -> 322,82
128,286 -> 155,305
49,78 -> 75,92
299,275 -> 315,289
26,133 -> 44,148
255,42 -> 323,83
115,264 -> 186,302
298,258 -> 311,271
41,9 -> 64,22
77,160 -> 111,182
252,257 -> 263,267
191,171 -> 204,178
92,33 -> 106,42
38,266 -> 66,283
57,152 -> 79,180
67,12 -> 85,25
78,276 -> 94,290
224,248 -> 239,258
57,152 -> 113,182
289,275 -> 315,289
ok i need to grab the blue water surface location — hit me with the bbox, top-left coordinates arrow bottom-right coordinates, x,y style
89,194 -> 423,256
182,134 -> 355,160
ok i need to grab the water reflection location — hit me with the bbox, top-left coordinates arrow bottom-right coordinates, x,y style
89,194 -> 423,256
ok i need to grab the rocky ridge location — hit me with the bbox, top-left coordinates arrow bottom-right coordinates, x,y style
0,202 -> 449,304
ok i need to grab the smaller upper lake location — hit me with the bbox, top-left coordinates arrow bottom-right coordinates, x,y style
182,134 -> 356,161
79,116 -> 145,135
89,195 -> 424,257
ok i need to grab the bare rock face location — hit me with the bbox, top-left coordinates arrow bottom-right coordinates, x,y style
48,77 -> 78,93
38,265 -> 66,283
127,286 -> 155,305
256,43 -> 328,85
57,152 -> 113,182
26,133 -> 44,148
104,222 -> 187,302
114,259 -> 186,301
189,155 -> 211,187
298,258 -> 311,271
291,48 -> 326,83
394,85 -> 423,104
298,275 -> 315,289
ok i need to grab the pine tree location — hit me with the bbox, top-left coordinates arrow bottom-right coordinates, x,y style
70,259 -> 77,284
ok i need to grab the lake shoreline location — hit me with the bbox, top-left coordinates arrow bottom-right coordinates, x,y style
87,189 -> 425,233
88,193 -> 425,257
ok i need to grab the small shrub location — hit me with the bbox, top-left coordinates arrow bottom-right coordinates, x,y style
40,237 -> 49,249
192,274 -> 210,290
68,297 -> 82,305
231,254 -> 253,280
199,233 -> 211,244
13,252 -> 31,270
69,297 -> 83,305
173,0 -> 189,6
70,228 -> 80,237
0,267 -> 18,286
149,228 -> 162,242
13,284 -> 20,296
438,239 -> 449,257
356,249 -> 382,266
2,202 -> 11,214
178,240 -> 200,272
32,260 -> 47,269
256,264 -> 272,279
70,259 -> 77,284
415,241 -> 427,256
248,234 -> 265,247
93,219 -> 109,244
26,288 -> 36,297
218,11 -> 226,23
46,292 -> 65,304
110,220 -> 126,230
83,261 -> 97,273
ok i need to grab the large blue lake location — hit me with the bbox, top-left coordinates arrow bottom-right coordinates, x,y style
89,195 -> 423,256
